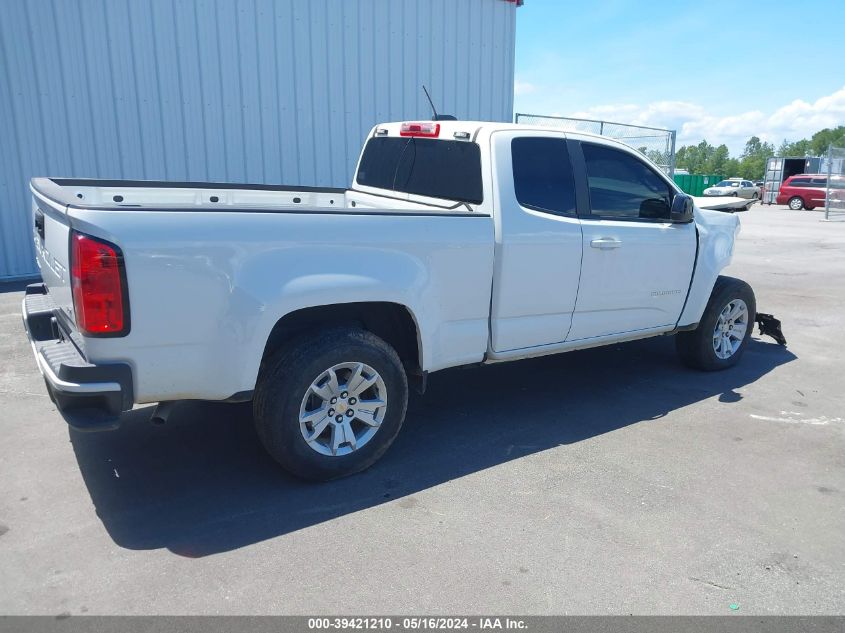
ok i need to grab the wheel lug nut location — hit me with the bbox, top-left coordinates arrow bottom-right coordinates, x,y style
330,397 -> 337,404
335,415 -> 343,423
341,391 -> 348,399
346,410 -> 354,417
328,409 -> 335,416
349,397 -> 357,405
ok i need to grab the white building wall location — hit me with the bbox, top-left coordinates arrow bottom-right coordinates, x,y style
0,0 -> 518,279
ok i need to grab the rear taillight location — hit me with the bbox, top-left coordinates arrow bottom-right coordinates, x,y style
71,232 -> 129,336
399,121 -> 440,138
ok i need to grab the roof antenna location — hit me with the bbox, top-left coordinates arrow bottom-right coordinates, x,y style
422,85 -> 457,121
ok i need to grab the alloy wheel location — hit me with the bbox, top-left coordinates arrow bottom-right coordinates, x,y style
712,299 -> 749,360
298,362 -> 388,456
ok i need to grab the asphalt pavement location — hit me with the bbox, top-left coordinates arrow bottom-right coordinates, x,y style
0,204 -> 843,615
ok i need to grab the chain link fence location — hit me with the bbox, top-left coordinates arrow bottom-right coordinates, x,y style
823,146 -> 845,221
515,113 -> 677,176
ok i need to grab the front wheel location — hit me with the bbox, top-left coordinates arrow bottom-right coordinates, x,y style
676,276 -> 756,371
254,327 -> 408,480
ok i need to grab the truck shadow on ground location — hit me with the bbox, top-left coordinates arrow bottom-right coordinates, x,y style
69,335 -> 795,557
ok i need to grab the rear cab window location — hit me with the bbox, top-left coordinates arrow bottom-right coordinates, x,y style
355,137 -> 483,204
510,137 -> 577,216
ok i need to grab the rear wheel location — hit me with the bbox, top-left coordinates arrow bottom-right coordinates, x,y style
676,276 -> 756,371
788,196 -> 804,210
254,327 -> 408,480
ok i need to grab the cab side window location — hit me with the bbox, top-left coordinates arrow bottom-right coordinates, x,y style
511,137 -> 577,217
582,143 -> 672,220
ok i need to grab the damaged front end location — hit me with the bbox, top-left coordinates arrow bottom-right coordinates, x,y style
755,313 -> 787,346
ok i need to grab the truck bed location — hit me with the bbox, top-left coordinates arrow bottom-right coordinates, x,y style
32,178 -> 482,215
29,177 -> 495,406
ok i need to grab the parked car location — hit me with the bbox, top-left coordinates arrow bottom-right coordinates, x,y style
24,120 -> 763,480
702,178 -> 760,199
776,173 -> 844,210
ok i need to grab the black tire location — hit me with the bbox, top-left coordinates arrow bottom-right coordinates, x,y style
788,196 -> 804,210
253,327 -> 408,481
676,276 -> 756,371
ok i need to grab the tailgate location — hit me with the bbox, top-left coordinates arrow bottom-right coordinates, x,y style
31,187 -> 75,328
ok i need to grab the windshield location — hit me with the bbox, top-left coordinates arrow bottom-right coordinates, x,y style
356,137 -> 483,204
715,181 -> 739,187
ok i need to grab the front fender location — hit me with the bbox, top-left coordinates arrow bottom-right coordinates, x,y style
678,207 -> 740,326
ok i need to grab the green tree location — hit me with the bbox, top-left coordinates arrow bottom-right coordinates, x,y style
675,145 -> 688,168
676,140 -> 715,174
723,158 -> 741,177
778,138 -> 812,157
809,126 -> 845,155
635,146 -> 669,167
675,125 -> 845,179
737,136 -> 774,180
704,144 -> 731,174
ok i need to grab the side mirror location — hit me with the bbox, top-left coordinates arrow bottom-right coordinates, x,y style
670,193 -> 694,223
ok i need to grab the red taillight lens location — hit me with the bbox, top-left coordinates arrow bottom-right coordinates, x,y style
399,121 -> 440,137
71,232 -> 128,336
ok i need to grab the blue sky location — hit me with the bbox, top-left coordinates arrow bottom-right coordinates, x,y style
514,0 -> 845,154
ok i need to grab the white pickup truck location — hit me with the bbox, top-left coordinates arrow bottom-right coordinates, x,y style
24,120 -> 772,480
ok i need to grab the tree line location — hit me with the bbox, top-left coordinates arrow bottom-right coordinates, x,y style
674,126 -> 845,180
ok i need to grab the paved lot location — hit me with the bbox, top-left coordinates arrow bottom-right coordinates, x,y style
1,205 -> 843,615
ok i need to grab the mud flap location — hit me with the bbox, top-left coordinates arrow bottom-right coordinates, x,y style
755,313 -> 787,346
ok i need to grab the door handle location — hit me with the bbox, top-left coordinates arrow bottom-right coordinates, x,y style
590,238 -> 622,249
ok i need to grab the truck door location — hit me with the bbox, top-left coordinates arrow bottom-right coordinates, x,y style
489,132 -> 583,352
566,140 -> 696,341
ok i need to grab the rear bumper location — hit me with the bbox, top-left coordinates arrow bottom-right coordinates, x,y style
21,283 -> 133,431
775,194 -> 788,205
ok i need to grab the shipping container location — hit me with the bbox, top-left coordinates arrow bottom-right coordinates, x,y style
763,156 -> 823,204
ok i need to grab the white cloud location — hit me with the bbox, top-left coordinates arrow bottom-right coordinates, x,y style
562,86 -> 845,155
514,80 -> 536,96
